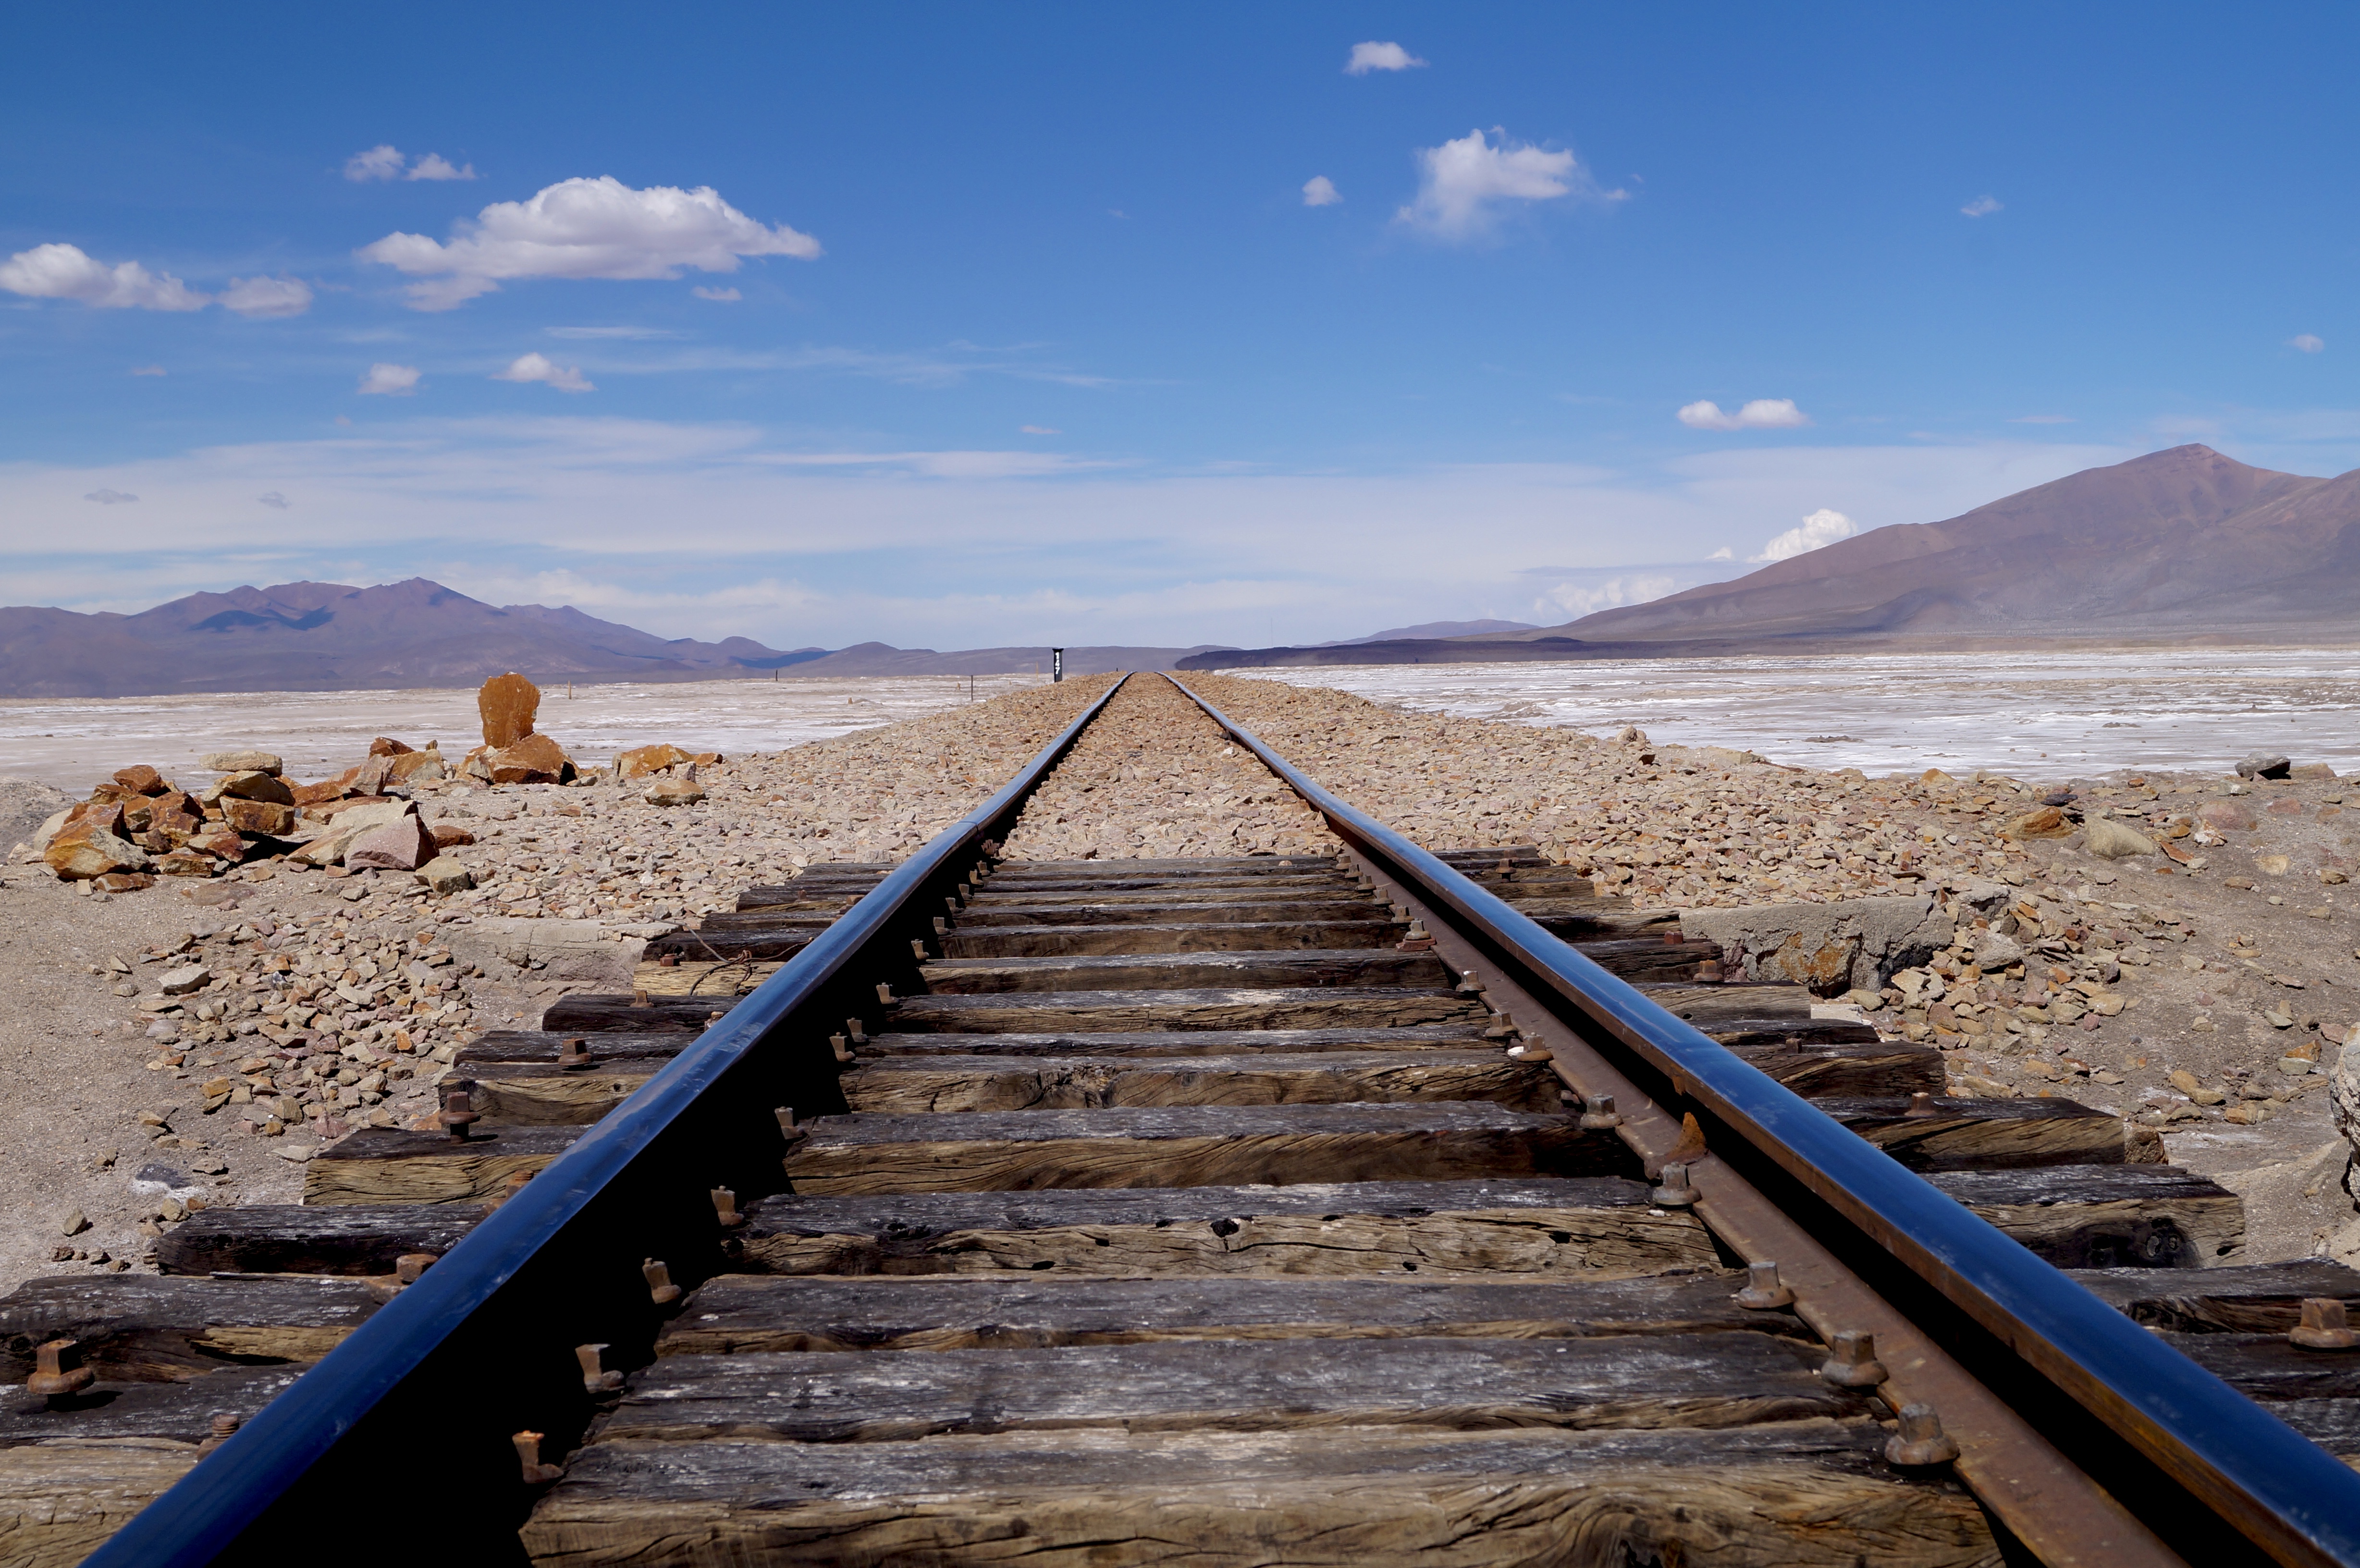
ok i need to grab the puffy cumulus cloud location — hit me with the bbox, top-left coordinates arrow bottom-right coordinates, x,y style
1397,130 -> 1621,241
1301,175 -> 1341,208
1533,573 -> 1673,620
1677,398 -> 1809,431
345,145 -> 477,182
1960,195 -> 2002,218
357,362 -> 421,396
258,491 -> 290,509
1345,41 -> 1425,74
84,488 -> 138,505
220,274 -> 313,318
1751,507 -> 1856,563
1706,545 -> 1733,560
0,243 -> 208,311
357,175 -> 821,310
493,352 -> 594,393
691,285 -> 741,302
2291,333 -> 2325,353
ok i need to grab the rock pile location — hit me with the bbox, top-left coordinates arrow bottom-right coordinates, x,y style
461,673 -> 575,784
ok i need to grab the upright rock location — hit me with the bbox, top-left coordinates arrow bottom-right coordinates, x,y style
479,673 -> 541,749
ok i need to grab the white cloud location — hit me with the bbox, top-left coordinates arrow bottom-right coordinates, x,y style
2291,334 -> 2325,354
345,145 -> 476,183
1677,398 -> 1809,431
1705,545 -> 1733,560
1960,195 -> 2002,218
1397,130 -> 1618,241
1301,175 -> 1341,208
1750,507 -> 1856,563
357,363 -> 421,396
406,153 -> 476,182
258,491 -> 290,510
1534,573 -> 1674,619
493,352 -> 595,393
1345,41 -> 1425,74
1020,425 -> 1061,435
129,366 -> 166,377
691,285 -> 741,302
357,175 -> 821,310
84,488 -> 138,504
0,243 -> 209,311
220,274 -> 313,318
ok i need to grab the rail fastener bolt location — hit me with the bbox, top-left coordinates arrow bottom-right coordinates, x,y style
1579,1094 -> 1623,1129
1821,1330 -> 1889,1387
910,940 -> 929,961
1455,972 -> 1487,996
1884,1403 -> 1962,1468
1398,921 -> 1435,951
643,1259 -> 682,1306
1506,1042 -> 1554,1064
27,1340 -> 95,1403
846,1017 -> 869,1044
198,1411 -> 240,1454
2291,1297 -> 2360,1350
830,1034 -> 856,1064
933,917 -> 949,935
556,1036 -> 592,1071
1650,1161 -> 1701,1208
656,953 -> 678,968
1902,1091 -> 1943,1119
1734,1261 -> 1796,1310
514,1430 -> 565,1485
438,1089 -> 481,1144
712,1187 -> 745,1229
577,1344 -> 625,1395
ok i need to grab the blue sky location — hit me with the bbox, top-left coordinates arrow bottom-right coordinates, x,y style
4,3 -> 2356,650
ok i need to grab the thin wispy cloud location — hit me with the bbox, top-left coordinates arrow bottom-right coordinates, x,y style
1020,425 -> 1061,435
84,488 -> 138,504
258,491 -> 290,509
493,352 -> 595,393
547,325 -> 679,340
1301,175 -> 1341,208
1345,41 -> 1425,74
357,175 -> 820,310
357,363 -> 421,396
2009,414 -> 2075,424
219,274 -> 314,318
344,145 -> 478,182
1397,130 -> 1622,241
690,285 -> 741,302
1677,398 -> 1809,431
1960,195 -> 2003,217
129,365 -> 166,377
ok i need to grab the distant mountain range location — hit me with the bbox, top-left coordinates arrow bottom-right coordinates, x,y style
0,579 -> 828,698
1180,445 -> 2360,669
0,578 -> 1241,697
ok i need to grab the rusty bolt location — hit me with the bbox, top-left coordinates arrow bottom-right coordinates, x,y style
775,1105 -> 802,1138
1507,1042 -> 1555,1064
1693,957 -> 1724,982
210,1411 -> 240,1439
1734,1261 -> 1796,1311
1650,1162 -> 1700,1209
438,1088 -> 480,1144
945,895 -> 961,914
513,1430 -> 565,1485
577,1343 -> 624,1395
629,988 -> 652,1008
1885,1402 -> 1962,1467
643,1258 -> 682,1305
395,1252 -> 438,1286
656,952 -> 679,967
845,1017 -> 867,1045
1903,1091 -> 1942,1120
1579,1094 -> 1622,1129
830,1034 -> 855,1065
1821,1330 -> 1889,1388
2292,1298 -> 2360,1350
933,917 -> 948,936
875,981 -> 895,1004
556,1036 -> 592,1070
910,939 -> 929,961
27,1339 -> 95,1401
1455,972 -> 1486,995
712,1187 -> 744,1228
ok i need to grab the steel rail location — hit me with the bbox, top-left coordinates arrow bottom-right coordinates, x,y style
1169,673 -> 2360,1568
89,673 -> 1131,1568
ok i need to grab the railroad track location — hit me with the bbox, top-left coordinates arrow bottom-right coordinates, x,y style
13,671 -> 2360,1566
